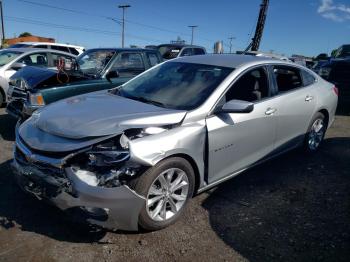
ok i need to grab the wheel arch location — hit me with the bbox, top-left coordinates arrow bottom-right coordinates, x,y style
163,153 -> 201,194
318,108 -> 329,128
0,85 -> 5,104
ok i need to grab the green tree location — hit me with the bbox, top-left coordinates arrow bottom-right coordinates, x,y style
19,32 -> 32,37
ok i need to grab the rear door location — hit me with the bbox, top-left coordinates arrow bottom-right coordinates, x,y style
270,65 -> 318,150
206,66 -> 278,183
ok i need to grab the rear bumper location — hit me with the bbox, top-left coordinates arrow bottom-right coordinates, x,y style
11,146 -> 146,231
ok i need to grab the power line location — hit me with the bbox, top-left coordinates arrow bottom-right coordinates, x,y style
6,16 -> 164,43
16,0 -> 222,45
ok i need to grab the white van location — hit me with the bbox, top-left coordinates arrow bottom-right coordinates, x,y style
8,42 -> 85,55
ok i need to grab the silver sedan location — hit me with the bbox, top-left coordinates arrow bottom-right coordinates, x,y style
12,54 -> 338,231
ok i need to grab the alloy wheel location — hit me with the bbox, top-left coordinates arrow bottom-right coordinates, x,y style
146,168 -> 189,222
308,118 -> 325,150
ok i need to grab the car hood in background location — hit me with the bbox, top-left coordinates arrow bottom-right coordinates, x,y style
11,66 -> 95,89
20,91 -> 186,142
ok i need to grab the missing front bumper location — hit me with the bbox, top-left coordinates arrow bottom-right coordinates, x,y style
11,159 -> 146,231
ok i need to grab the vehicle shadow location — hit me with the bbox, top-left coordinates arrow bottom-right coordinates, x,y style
0,112 -> 17,141
0,159 -> 108,243
202,137 -> 350,262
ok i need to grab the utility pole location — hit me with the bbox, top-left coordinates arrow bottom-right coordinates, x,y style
228,36 -> 236,53
118,4 -> 130,48
188,25 -> 198,45
0,0 -> 5,48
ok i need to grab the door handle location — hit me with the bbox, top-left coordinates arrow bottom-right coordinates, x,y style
305,95 -> 314,102
265,107 -> 277,115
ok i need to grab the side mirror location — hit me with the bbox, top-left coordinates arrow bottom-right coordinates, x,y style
217,99 -> 254,114
106,70 -> 119,82
11,62 -> 26,71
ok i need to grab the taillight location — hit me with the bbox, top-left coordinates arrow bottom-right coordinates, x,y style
333,86 -> 339,96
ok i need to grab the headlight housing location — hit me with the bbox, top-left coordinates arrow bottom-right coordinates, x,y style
29,93 -> 45,106
10,78 -> 28,90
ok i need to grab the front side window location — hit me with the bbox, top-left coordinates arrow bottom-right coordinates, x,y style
193,48 -> 205,55
111,53 -> 145,70
77,49 -> 116,77
0,50 -> 23,66
51,53 -> 75,68
273,66 -> 302,93
180,48 -> 192,57
146,52 -> 161,67
116,62 -> 234,110
17,53 -> 48,67
225,67 -> 269,102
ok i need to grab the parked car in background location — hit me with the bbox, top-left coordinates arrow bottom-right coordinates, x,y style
157,44 -> 206,60
6,48 -> 163,118
332,44 -> 350,59
9,42 -> 85,55
318,58 -> 350,106
12,55 -> 337,231
0,48 -> 76,105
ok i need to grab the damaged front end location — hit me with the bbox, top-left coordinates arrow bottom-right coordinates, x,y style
12,128 -> 154,231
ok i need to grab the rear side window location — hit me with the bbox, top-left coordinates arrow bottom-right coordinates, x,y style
273,66 -> 302,93
301,70 -> 316,86
226,67 -> 269,102
146,52 -> 161,67
51,45 -> 70,53
193,48 -> 205,55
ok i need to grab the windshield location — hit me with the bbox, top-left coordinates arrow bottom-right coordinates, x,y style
117,62 -> 234,110
0,50 -> 23,66
77,49 -> 116,76
158,46 -> 182,60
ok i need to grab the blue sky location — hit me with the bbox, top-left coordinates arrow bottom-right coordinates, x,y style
3,0 -> 350,57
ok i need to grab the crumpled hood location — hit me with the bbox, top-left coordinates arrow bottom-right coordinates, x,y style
28,91 -> 187,139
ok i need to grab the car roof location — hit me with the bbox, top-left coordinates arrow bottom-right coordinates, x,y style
16,42 -> 84,49
1,47 -> 76,56
172,54 -> 282,68
84,48 -> 159,52
157,44 -> 205,49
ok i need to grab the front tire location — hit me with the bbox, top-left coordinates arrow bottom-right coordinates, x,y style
303,112 -> 326,152
134,157 -> 195,231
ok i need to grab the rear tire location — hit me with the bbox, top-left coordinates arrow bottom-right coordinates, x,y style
134,157 -> 195,231
303,112 -> 326,152
0,90 -> 4,107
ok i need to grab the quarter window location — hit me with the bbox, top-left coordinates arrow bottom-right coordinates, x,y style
226,67 -> 269,102
273,66 -> 302,92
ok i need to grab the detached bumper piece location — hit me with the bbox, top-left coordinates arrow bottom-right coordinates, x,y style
12,145 -> 146,231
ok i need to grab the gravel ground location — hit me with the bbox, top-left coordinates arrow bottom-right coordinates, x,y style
0,107 -> 349,262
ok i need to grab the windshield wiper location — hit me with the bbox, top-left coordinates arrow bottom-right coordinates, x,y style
127,95 -> 167,108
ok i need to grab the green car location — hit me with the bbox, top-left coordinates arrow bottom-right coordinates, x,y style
6,48 -> 163,119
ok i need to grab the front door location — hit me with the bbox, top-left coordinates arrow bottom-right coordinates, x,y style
206,66 -> 278,183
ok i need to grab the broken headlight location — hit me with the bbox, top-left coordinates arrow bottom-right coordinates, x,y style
87,139 -> 130,166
